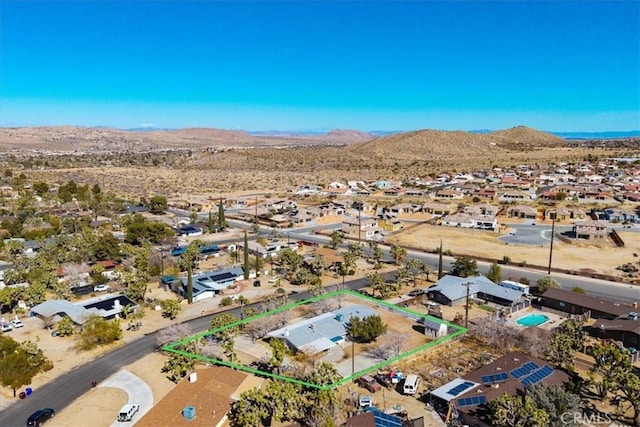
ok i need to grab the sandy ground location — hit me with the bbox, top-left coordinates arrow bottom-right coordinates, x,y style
387,222 -> 640,279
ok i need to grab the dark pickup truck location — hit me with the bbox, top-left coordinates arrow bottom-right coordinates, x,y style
356,375 -> 382,393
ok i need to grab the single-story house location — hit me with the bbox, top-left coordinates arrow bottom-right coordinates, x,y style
426,275 -> 526,307
176,225 -> 204,237
178,267 -> 245,302
31,294 -> 138,325
136,366 -> 253,427
268,305 -> 377,354
430,352 -> 569,427
590,316 -> 640,349
541,287 -> 638,320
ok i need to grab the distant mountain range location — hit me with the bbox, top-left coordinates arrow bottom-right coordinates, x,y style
118,127 -> 640,140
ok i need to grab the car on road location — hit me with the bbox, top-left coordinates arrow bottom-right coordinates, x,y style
11,319 -> 24,328
356,375 -> 382,393
1,323 -> 12,333
26,408 -> 55,426
94,284 -> 110,292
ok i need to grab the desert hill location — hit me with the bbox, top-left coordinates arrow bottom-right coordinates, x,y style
349,126 -> 567,160
0,126 -> 374,153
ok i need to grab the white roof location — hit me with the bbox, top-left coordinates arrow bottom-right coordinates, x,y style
430,378 -> 481,402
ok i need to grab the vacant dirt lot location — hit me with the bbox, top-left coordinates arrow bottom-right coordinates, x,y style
387,223 -> 640,278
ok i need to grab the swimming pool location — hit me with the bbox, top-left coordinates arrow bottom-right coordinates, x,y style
516,313 -> 550,327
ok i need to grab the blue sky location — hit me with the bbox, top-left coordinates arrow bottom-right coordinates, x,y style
1,1 -> 638,132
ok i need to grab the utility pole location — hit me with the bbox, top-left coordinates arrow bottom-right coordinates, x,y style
464,281 -> 472,328
547,213 -> 556,274
358,206 -> 362,245
351,339 -> 355,375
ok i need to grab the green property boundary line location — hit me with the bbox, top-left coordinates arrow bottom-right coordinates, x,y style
162,289 -> 467,390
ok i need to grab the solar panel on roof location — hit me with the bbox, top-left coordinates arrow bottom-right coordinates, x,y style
209,272 -> 236,281
481,372 -> 509,384
447,381 -> 475,396
457,395 -> 487,407
369,408 -> 403,427
511,361 -> 539,379
521,365 -> 554,387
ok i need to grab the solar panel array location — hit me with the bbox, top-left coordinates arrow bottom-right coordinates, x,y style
447,381 -> 475,396
481,372 -> 509,384
366,408 -> 403,427
521,365 -> 554,387
457,395 -> 487,407
510,361 -> 539,379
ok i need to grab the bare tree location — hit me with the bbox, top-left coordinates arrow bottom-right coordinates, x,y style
366,331 -> 409,360
156,323 -> 193,348
200,339 -> 225,360
62,262 -> 90,285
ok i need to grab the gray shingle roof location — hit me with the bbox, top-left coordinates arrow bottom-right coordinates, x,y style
430,275 -> 524,303
268,305 -> 377,352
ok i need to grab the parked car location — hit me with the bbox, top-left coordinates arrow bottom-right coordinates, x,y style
358,395 -> 373,408
11,319 -> 24,328
27,408 -> 55,426
356,375 -> 382,393
94,284 -> 110,292
117,403 -> 140,422
267,276 -> 281,284
408,289 -> 424,297
1,323 -> 12,333
374,373 -> 394,388
253,280 -> 261,287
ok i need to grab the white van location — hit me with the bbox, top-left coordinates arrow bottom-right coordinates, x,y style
403,374 -> 420,395
117,403 -> 140,422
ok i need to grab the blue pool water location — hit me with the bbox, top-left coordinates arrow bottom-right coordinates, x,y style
516,314 -> 550,327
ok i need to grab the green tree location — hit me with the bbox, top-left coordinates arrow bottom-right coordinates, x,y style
148,195 -> 167,214
179,241 -> 203,304
77,316 -> 122,351
329,230 -> 343,249
346,314 -> 387,343
571,286 -> 585,294
486,261 -> 502,283
488,393 -> 550,427
390,244 -> 407,266
207,210 -> 217,233
451,256 -> 478,278
547,319 -> 586,369
161,353 -> 195,383
536,276 -> 560,294
366,271 -> 391,299
588,343 -> 631,399
276,247 -> 304,280
618,370 -> 640,425
269,338 -> 290,375
209,313 -> 239,362
527,383 -> 581,427
122,270 -> 148,303
367,240 -> 383,268
161,299 -> 182,320
32,181 -> 49,197
56,316 -> 76,337
243,231 -> 250,280
218,198 -> 227,231
402,258 -> 428,287
346,242 -> 363,259
0,336 -> 53,397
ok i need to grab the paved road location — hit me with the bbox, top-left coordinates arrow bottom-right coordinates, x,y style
0,276 -> 385,426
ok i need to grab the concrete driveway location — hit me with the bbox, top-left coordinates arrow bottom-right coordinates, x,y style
98,369 -> 153,426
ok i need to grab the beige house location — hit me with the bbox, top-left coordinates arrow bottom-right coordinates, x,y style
342,217 -> 381,240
